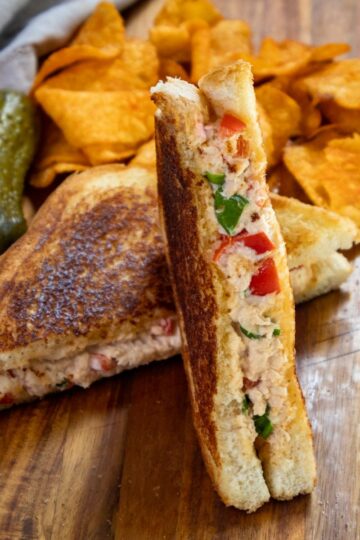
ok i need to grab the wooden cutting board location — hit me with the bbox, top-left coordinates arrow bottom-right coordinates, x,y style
0,1 -> 359,538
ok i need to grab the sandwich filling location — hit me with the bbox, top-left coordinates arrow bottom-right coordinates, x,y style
196,113 -> 288,439
0,317 -> 180,408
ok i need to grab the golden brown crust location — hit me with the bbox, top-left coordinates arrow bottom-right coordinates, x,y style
155,114 -> 219,464
0,165 -> 174,366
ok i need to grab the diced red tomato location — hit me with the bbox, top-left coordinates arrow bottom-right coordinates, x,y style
90,353 -> 115,372
159,318 -> 175,336
213,231 -> 274,261
250,258 -> 281,296
219,114 -> 246,137
240,232 -> 275,253
0,393 -> 14,405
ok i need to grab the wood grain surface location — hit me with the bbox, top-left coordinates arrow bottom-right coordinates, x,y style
1,1 -> 360,539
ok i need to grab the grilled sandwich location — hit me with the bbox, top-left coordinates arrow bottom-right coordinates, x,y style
0,165 -> 180,409
272,194 -> 357,303
152,61 -> 316,512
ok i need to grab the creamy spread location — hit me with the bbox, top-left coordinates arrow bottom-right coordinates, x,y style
0,317 -> 180,408
196,113 -> 289,437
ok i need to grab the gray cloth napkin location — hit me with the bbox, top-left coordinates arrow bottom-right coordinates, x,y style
0,0 -> 138,93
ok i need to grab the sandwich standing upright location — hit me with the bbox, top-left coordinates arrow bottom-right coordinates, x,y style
152,61 -> 316,512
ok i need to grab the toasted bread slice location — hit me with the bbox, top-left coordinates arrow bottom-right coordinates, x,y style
272,194 -> 357,303
0,165 -> 180,408
152,61 -> 316,511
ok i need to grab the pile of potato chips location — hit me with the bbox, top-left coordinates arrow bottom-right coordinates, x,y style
31,2 -> 158,187
31,0 -> 360,239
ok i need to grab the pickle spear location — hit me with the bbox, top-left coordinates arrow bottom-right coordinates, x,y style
0,90 -> 37,253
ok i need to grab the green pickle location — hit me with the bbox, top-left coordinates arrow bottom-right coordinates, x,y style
0,90 -> 37,252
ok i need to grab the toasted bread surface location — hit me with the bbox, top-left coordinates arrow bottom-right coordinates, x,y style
272,194 -> 356,302
154,101 -> 220,465
0,165 -> 174,368
271,194 -> 357,265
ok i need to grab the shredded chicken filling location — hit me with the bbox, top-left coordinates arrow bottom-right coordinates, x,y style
0,317 -> 180,406
196,113 -> 289,435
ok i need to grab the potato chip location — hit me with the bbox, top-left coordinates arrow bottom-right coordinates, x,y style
283,126 -> 340,182
35,87 -> 155,151
310,42 -> 350,62
40,38 -> 158,92
33,3 -> 125,87
41,58 -> 149,92
154,0 -> 222,26
121,39 -> 159,87
209,19 -> 252,62
190,24 -> 211,81
33,2 -> 161,175
182,0 -> 222,23
150,20 -> 208,63
264,59 -> 325,91
297,59 -> 360,109
268,76 -> 322,136
29,119 -> 89,187
256,85 -> 301,166
256,102 -> 274,166
33,46 -> 118,89
190,19 -> 252,81
320,100 -> 360,133
34,119 -> 89,169
150,0 -> 221,63
159,59 -> 190,81
267,164 -> 310,201
71,2 -> 124,49
284,131 -> 360,237
250,38 -> 313,81
249,39 -> 350,83
265,75 -> 291,92
130,139 -> 156,169
82,144 -> 136,165
289,88 -> 321,136
30,162 -> 89,188
150,25 -> 191,63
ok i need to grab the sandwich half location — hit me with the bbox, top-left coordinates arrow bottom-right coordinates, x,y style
152,61 -> 316,512
271,194 -> 357,303
0,165 -> 180,409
